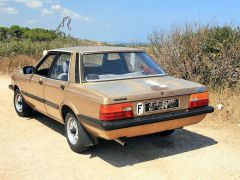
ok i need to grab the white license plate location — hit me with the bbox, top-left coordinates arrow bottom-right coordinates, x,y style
145,99 -> 179,112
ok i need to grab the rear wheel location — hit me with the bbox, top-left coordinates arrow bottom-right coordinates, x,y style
65,112 -> 96,153
14,89 -> 32,117
158,129 -> 175,136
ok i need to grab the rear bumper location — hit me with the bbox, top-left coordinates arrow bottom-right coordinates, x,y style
79,106 -> 214,131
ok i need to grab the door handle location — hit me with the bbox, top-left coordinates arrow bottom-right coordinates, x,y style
60,85 -> 65,90
39,80 -> 43,85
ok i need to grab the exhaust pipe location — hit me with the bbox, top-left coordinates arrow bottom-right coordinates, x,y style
114,138 -> 127,146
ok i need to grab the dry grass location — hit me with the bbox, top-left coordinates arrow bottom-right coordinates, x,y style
148,24 -> 240,90
208,91 -> 240,123
0,55 -> 37,74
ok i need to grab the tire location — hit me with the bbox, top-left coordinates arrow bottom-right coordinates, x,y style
14,89 -> 32,117
65,112 -> 96,153
158,129 -> 175,136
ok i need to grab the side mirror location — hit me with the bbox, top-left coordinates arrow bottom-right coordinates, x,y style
23,66 -> 34,74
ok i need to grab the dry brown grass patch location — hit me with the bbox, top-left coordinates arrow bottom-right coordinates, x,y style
208,91 -> 240,123
0,55 -> 37,74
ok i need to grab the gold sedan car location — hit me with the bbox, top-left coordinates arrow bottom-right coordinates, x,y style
9,46 -> 214,153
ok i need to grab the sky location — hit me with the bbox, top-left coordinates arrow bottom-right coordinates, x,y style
0,0 -> 240,42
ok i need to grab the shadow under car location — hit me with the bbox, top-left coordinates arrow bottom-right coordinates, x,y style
32,112 -> 218,167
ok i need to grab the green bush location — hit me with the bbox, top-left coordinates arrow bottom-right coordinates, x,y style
23,28 -> 57,41
0,25 -> 56,41
0,25 -> 102,57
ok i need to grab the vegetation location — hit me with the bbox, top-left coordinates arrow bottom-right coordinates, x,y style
0,25 -> 102,58
148,24 -> 240,91
0,25 -> 57,41
0,25 -> 103,72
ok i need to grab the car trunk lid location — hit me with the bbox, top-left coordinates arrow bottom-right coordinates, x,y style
84,76 -> 207,116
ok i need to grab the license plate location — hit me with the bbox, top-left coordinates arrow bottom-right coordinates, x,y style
145,98 -> 179,112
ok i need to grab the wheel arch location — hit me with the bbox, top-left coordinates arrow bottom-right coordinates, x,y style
13,85 -> 20,91
60,103 -> 78,123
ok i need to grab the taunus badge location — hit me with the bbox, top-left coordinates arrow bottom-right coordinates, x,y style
113,97 -> 127,102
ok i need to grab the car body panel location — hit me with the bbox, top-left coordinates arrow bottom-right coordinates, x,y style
25,74 -> 47,113
83,76 -> 205,101
64,83 -> 106,120
44,78 -> 69,121
82,114 -> 206,140
83,76 -> 206,117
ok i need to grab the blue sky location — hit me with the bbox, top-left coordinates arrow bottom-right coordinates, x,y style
0,0 -> 240,42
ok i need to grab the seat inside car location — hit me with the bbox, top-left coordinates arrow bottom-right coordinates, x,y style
57,61 -> 69,81
102,59 -> 129,74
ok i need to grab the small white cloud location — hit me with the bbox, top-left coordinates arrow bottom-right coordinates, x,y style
50,4 -> 94,22
26,1 -> 42,8
27,19 -> 37,24
12,1 -> 94,22
51,4 -> 61,10
0,6 -> 18,14
15,0 -> 26,2
71,13 -> 94,22
40,8 -> 52,15
15,0 -> 42,9
0,0 -> 8,5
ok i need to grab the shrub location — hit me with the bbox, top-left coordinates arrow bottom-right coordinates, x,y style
148,24 -> 240,90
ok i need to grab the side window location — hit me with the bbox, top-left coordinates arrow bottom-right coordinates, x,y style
107,53 -> 121,61
124,53 -> 147,72
49,54 -> 71,81
35,54 -> 57,76
83,54 -> 103,80
83,54 -> 103,67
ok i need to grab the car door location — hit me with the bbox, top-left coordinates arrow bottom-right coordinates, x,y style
43,53 -> 71,121
24,52 -> 58,114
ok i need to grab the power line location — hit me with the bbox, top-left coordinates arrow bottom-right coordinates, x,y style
54,16 -> 71,33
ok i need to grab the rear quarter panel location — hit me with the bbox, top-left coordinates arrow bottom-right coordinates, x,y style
63,83 -> 109,120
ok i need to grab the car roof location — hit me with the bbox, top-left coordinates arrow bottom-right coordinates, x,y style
50,46 -> 144,54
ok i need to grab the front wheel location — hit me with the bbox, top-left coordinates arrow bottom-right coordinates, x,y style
14,89 -> 32,117
65,112 -> 96,153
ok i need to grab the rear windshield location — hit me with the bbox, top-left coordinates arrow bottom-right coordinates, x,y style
82,52 -> 165,82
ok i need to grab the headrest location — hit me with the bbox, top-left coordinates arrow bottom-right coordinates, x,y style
63,61 -> 69,73
102,59 -> 128,74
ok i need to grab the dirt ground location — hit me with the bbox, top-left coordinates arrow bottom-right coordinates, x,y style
0,75 -> 240,180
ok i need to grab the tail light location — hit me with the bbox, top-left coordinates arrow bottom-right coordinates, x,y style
99,103 -> 134,121
188,92 -> 209,109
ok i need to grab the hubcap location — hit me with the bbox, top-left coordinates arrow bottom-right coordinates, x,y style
67,117 -> 79,145
15,93 -> 23,112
